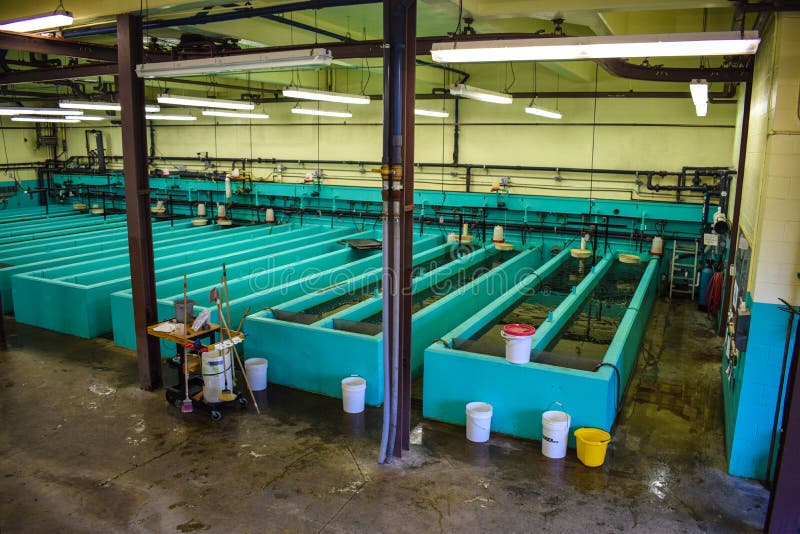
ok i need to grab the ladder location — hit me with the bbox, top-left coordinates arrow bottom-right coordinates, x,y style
670,240 -> 699,300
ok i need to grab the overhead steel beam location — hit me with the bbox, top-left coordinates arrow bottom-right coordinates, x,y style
63,0 -> 379,38
0,30 -> 119,62
378,0 -> 415,464
117,13 -> 162,391
0,62 -> 118,85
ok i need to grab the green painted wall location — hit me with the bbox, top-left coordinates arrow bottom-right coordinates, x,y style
2,62 -> 740,205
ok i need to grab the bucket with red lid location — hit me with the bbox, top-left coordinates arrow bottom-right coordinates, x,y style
500,323 -> 536,364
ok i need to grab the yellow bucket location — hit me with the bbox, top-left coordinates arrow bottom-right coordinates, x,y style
575,428 -> 611,467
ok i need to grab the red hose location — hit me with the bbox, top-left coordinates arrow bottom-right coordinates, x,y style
706,272 -> 723,315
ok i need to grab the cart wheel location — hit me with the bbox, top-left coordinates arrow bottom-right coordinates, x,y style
211,410 -> 222,421
173,398 -> 183,408
238,397 -> 248,407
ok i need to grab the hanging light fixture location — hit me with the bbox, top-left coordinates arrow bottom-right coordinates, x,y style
74,115 -> 109,121
0,107 -> 82,116
156,94 -> 254,111
10,116 -> 80,123
524,63 -> 562,119
291,107 -> 352,118
59,101 -> 161,113
449,84 -> 512,104
145,114 -> 197,121
137,48 -> 332,78
201,110 -> 270,119
0,1 -> 73,33
283,87 -> 370,105
524,103 -> 562,119
414,108 -> 449,118
690,79 -> 709,117
431,31 -> 761,63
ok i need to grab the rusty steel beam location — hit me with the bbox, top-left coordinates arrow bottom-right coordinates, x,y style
0,30 -> 119,62
118,13 -> 162,391
0,62 -> 118,85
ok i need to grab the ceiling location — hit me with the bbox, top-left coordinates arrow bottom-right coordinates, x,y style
0,0 -> 760,107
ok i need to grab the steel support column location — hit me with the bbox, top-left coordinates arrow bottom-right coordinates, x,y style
117,14 -> 161,390
378,0 -> 415,463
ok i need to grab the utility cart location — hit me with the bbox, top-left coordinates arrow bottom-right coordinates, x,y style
147,319 -> 247,420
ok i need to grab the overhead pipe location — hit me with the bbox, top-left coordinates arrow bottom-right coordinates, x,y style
646,170 -> 735,192
69,152 -> 730,188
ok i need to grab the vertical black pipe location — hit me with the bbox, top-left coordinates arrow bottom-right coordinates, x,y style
378,0 -> 415,463
719,81 -> 752,336
452,97 -> 460,164
95,131 -> 106,174
118,13 -> 161,390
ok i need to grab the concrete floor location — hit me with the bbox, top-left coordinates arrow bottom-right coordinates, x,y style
0,299 -> 768,533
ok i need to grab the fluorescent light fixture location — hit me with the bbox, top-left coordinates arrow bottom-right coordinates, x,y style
291,108 -> 352,119
74,115 -> 108,121
157,94 -> 253,111
283,87 -> 370,105
0,107 -> 82,116
449,84 -> 512,104
201,110 -> 269,119
414,108 -> 449,118
136,48 -> 332,78
59,100 -> 161,113
431,31 -> 760,63
690,79 -> 708,106
690,79 -> 709,117
695,102 -> 708,117
524,103 -> 562,119
0,9 -> 73,33
145,114 -> 197,121
10,116 -> 80,123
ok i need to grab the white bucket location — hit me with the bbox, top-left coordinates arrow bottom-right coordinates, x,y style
500,324 -> 535,364
217,203 -> 226,219
245,358 -> 268,391
541,410 -> 571,459
341,376 -> 367,413
492,225 -> 504,242
650,236 -> 664,256
265,208 -> 275,223
201,348 -> 233,403
197,202 -> 206,217
466,402 -> 493,442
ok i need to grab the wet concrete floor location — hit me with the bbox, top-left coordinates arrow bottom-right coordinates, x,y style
0,299 -> 768,532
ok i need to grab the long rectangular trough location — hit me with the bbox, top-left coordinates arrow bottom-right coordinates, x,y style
11,223 -> 294,337
423,250 -> 659,444
243,243 -> 548,407
110,229 -> 442,356
0,219 -> 221,313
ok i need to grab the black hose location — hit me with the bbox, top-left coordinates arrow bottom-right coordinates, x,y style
595,362 -> 622,414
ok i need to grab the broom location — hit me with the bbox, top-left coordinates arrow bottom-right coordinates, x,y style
218,305 -> 260,415
181,274 -> 193,413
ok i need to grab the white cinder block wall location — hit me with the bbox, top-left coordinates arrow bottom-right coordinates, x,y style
752,13 -> 800,305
